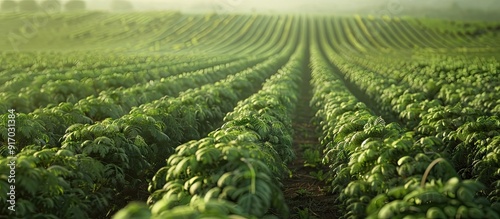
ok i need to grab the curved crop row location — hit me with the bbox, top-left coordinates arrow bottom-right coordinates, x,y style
309,28 -> 500,218
321,16 -> 500,202
0,53 -> 248,112
0,55 -> 266,150
0,47 -> 292,218
114,34 -> 307,219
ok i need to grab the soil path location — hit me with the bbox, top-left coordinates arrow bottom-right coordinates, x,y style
283,73 -> 338,219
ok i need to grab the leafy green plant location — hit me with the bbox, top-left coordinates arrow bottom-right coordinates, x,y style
122,43 -> 306,218
303,149 -> 321,168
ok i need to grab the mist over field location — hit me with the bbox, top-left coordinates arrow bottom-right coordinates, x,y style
78,0 -> 500,20
85,0 -> 500,12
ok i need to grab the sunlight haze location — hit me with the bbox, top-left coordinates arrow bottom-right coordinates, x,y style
85,0 -> 500,13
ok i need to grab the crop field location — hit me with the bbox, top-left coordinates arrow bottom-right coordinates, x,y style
1,10 -> 500,219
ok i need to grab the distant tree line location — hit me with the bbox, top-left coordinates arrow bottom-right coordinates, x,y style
1,0 -> 84,12
111,0 -> 133,12
1,0 -> 134,12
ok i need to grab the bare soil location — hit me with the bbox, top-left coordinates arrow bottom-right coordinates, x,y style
282,76 -> 339,219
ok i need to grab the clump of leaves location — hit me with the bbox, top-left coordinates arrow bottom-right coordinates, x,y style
303,149 -> 321,168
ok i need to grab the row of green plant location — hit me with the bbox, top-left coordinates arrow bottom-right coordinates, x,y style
0,54 -> 250,112
113,36 -> 306,219
348,15 -> 500,52
308,32 -> 500,218
0,47 -> 293,218
0,55 -> 266,149
322,15 -> 500,204
0,52 -> 240,92
154,14 -> 296,56
337,51 -> 499,116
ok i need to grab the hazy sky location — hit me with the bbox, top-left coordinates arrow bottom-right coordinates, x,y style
87,0 -> 500,12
